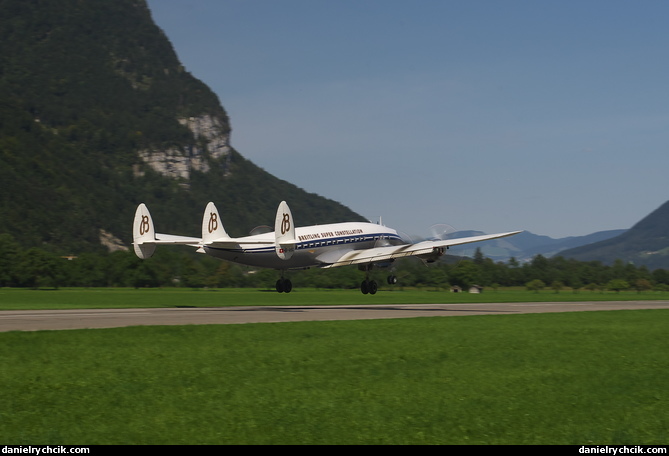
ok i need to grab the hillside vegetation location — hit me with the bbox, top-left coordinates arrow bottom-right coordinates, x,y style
561,200 -> 669,269
0,0 -> 364,254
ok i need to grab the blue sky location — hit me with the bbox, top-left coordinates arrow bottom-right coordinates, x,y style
147,0 -> 669,238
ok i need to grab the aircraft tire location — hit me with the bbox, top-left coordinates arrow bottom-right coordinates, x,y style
361,280 -> 377,295
276,279 -> 292,293
387,275 -> 397,285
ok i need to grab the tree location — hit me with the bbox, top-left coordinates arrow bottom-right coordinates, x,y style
567,277 -> 583,293
652,268 -> 669,285
0,233 -> 19,286
634,279 -> 653,294
13,248 -> 61,288
473,247 -> 485,265
607,279 -> 629,293
526,279 -> 545,293
448,261 -> 480,289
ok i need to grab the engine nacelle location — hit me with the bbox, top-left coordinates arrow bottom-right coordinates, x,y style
419,246 -> 447,263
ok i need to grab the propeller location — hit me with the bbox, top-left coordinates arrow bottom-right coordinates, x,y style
249,225 -> 273,236
428,223 -> 458,241
397,230 -> 414,244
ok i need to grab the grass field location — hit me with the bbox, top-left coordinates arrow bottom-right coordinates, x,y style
1,309 -> 667,444
2,287 -> 669,310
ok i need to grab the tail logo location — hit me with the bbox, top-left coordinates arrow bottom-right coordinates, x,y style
139,215 -> 150,235
280,213 -> 291,235
208,212 -> 218,234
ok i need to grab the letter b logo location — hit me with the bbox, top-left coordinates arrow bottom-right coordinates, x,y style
208,212 -> 218,234
281,213 -> 291,235
139,215 -> 150,235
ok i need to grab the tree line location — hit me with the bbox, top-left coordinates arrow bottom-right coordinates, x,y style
2,233 -> 669,292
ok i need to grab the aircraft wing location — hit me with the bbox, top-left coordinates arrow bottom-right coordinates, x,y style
320,230 -> 522,268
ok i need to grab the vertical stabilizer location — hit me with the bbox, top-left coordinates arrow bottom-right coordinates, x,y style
275,201 -> 296,260
202,202 -> 231,243
133,203 -> 156,259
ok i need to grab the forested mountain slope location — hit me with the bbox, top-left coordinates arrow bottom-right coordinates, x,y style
0,0 -> 364,254
561,200 -> 669,269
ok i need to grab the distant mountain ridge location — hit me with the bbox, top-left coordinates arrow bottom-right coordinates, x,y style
560,200 -> 669,269
446,229 -> 627,262
445,199 -> 669,269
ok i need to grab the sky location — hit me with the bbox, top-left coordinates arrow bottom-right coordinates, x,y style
146,0 -> 669,239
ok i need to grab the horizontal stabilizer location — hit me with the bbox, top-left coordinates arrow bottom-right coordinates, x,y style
133,203 -> 203,259
153,233 -> 202,245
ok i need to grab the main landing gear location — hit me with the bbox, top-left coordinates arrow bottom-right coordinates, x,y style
360,279 -> 377,295
360,275 -> 398,294
359,262 -> 398,294
275,270 -> 398,294
276,276 -> 292,293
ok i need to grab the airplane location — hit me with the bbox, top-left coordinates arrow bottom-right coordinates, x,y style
133,201 -> 522,294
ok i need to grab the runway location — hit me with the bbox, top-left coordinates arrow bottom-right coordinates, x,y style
1,301 -> 669,332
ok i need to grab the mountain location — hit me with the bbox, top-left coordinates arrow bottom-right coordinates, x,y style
560,200 -> 669,269
444,229 -> 627,263
0,0 -> 365,253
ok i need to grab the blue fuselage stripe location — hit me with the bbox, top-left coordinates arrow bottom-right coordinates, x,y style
204,231 -> 404,269
210,232 -> 402,254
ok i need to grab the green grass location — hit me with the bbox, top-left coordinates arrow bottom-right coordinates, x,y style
1,310 -> 667,444
2,287 -> 669,310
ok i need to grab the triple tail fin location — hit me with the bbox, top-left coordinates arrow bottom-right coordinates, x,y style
275,200 -> 296,260
133,203 -> 156,259
202,202 -> 231,244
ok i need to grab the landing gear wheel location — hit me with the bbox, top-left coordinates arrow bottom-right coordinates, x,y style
276,278 -> 292,293
360,280 -> 377,295
387,275 -> 398,285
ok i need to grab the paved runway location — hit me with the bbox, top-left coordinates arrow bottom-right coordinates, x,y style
1,301 -> 669,332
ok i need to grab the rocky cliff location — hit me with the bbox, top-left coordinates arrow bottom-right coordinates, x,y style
137,114 -> 232,181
